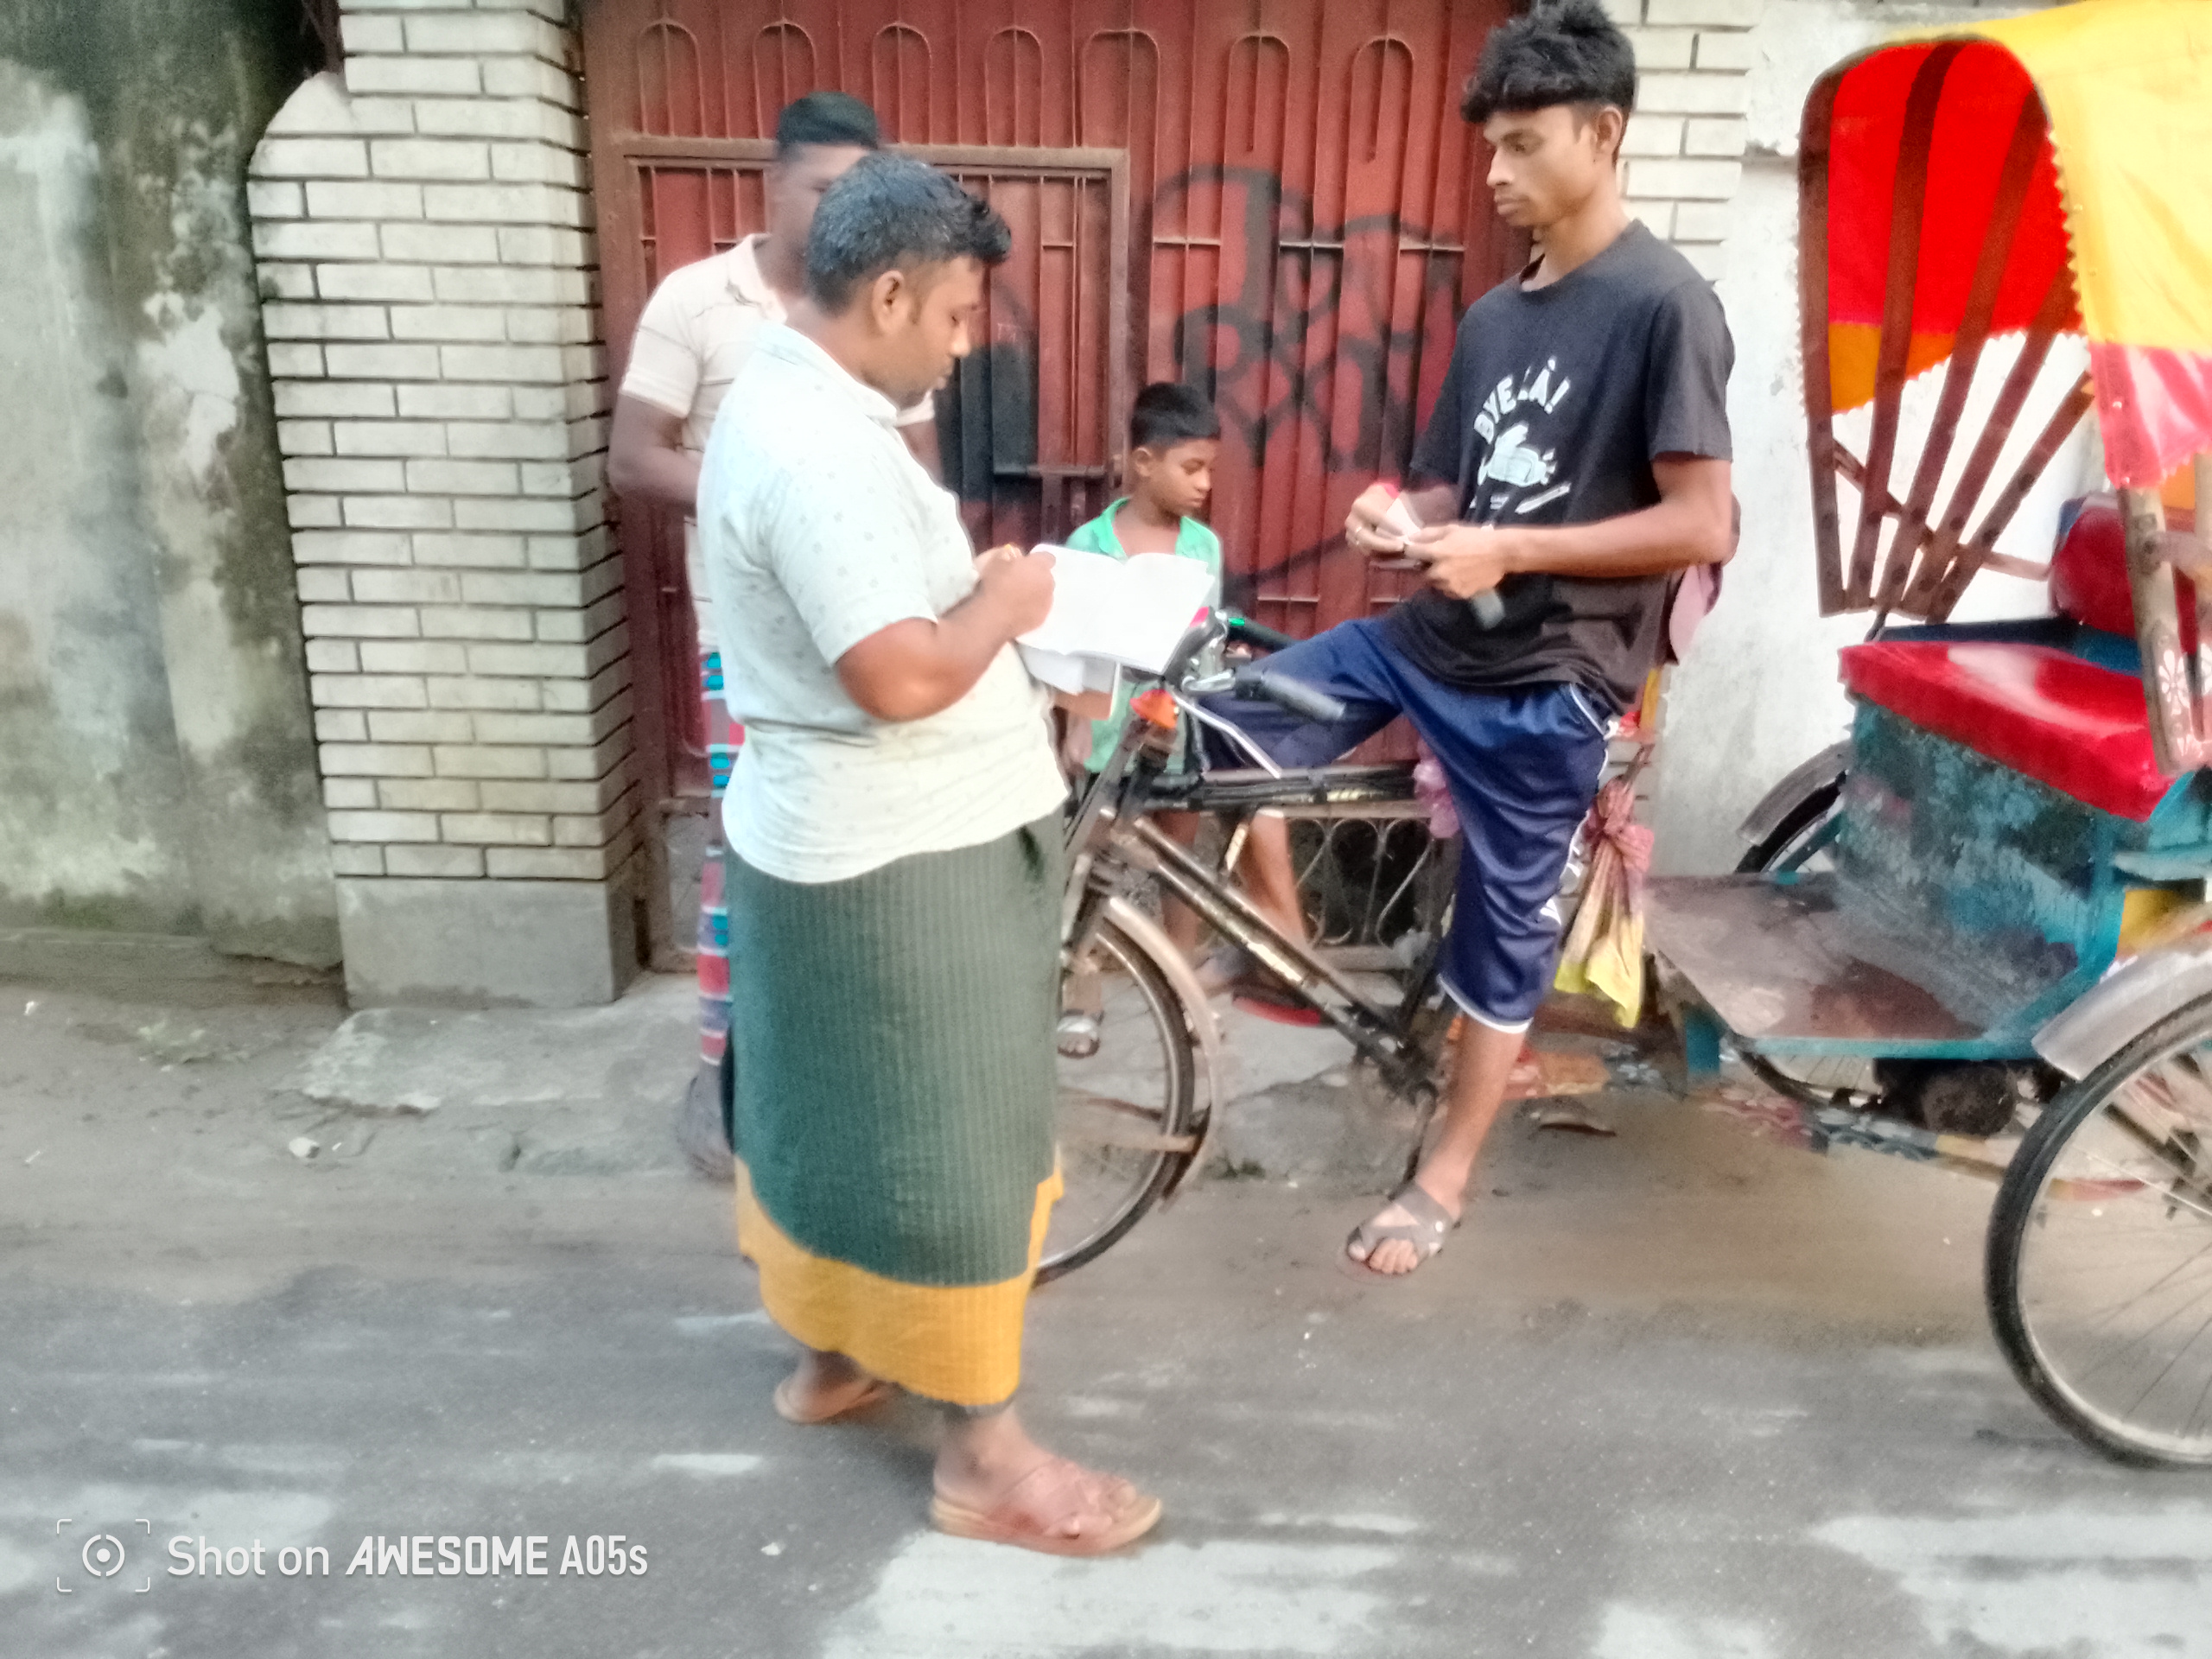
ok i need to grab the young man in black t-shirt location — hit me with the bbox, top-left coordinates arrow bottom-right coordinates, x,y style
1211,0 -> 1735,1276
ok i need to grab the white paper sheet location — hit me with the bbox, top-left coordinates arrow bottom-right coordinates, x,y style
1015,545 -> 1213,692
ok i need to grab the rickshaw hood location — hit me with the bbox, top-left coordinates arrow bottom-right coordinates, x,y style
1812,0 -> 2212,490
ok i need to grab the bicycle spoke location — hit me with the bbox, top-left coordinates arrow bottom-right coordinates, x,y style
2026,1249 -> 2212,1281
2030,1190 -> 2212,1345
2072,1141 -> 2212,1229
2035,1110 -> 2212,1451
2069,1273 -> 2212,1386
2183,1332 -> 2212,1440
2120,1290 -> 2212,1421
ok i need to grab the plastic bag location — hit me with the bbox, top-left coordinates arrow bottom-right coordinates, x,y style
1553,778 -> 1655,1027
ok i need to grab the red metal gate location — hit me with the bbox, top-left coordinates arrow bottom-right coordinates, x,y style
582,0 -> 1522,940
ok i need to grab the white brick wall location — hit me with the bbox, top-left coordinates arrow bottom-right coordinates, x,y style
250,9 -> 636,889
1616,0 -> 1763,278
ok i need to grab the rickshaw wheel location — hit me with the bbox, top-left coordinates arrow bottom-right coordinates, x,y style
1733,776 -> 1843,876
1734,776 -> 1868,1103
1986,997 -> 2212,1467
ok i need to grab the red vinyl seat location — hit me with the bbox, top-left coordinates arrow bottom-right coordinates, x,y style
2048,495 -> 2196,649
1836,497 -> 2174,822
1838,640 -> 2169,819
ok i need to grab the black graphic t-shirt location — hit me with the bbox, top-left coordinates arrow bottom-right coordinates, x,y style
1384,221 -> 1732,711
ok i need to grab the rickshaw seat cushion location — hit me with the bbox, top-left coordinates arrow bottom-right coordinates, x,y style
2049,495 -> 2196,650
1838,640 -> 2167,822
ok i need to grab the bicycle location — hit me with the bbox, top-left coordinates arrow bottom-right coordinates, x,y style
1040,613 -> 1464,1281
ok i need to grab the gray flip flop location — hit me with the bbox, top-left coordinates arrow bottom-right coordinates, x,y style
1343,1181 -> 1456,1278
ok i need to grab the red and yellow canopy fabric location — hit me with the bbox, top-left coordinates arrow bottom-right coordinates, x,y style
1816,0 -> 2212,489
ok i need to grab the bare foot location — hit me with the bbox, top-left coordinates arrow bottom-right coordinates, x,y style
773,1351 -> 891,1425
1345,1172 -> 1464,1276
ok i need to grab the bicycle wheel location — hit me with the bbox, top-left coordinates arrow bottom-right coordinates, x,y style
1041,912 -> 1200,1283
1734,775 -> 1843,875
1986,996 -> 2212,1465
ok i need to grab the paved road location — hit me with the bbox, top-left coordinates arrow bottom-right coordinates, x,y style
2,976 -> 2206,1658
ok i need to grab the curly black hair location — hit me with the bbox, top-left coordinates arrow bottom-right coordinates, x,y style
1462,0 -> 1637,125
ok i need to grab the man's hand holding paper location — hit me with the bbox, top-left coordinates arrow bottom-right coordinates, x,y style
976,543 -> 1056,632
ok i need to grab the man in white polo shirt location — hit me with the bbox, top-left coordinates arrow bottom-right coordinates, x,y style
609,92 -> 938,1174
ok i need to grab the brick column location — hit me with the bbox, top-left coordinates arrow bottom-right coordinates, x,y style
1612,0 -> 1762,278
249,1 -> 638,1007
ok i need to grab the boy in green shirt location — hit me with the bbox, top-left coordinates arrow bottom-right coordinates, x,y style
1065,384 -> 1306,971
1062,382 -> 1225,772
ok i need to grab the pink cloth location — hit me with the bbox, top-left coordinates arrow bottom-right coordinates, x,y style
1412,741 -> 1459,839
1583,778 -> 1655,893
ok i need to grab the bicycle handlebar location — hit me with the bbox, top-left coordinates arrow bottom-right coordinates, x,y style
1222,613 -> 1299,654
1230,662 -> 1347,725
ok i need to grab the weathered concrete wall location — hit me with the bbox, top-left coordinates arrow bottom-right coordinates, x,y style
0,61 -> 191,932
0,0 -> 340,963
1644,0 -> 2079,873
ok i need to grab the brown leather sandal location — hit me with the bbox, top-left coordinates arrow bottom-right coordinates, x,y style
931,1457 -> 1162,1556
772,1372 -> 894,1426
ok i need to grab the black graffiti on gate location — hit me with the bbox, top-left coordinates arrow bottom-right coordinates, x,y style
1153,166 -> 1470,598
938,166 -> 1475,595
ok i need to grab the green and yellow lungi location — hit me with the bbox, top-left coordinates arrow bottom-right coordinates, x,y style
727,817 -> 1063,1408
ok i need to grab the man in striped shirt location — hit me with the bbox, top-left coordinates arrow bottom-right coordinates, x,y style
608,92 -> 938,1173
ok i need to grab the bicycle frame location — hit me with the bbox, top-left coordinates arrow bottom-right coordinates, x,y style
1061,616 -> 1448,1105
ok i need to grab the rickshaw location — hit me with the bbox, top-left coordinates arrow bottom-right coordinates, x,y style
1643,0 -> 2212,1467
1046,0 -> 2212,1470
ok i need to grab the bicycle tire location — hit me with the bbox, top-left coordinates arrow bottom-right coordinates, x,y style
1040,912 -> 1201,1283
1986,996 -> 2212,1467
1734,777 -> 1844,874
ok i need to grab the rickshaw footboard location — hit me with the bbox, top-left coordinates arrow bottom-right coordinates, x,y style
1645,874 -> 2070,1057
